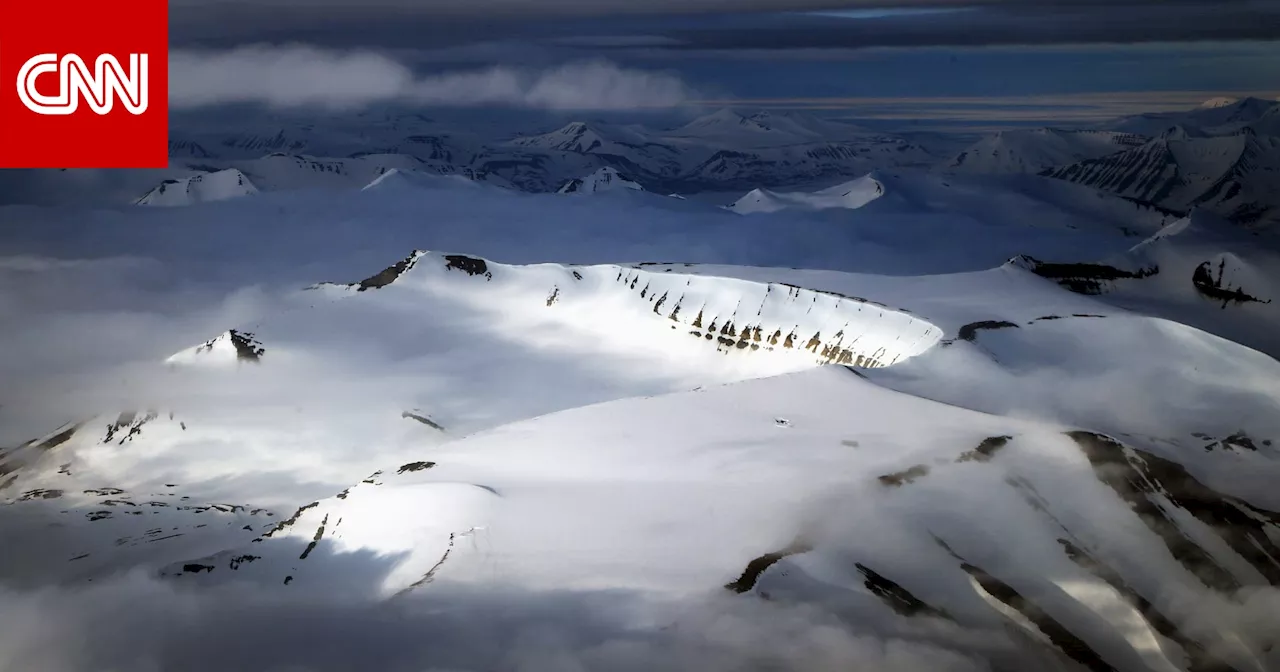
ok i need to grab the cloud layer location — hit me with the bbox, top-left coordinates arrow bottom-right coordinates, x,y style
169,46 -> 699,110
0,574 -> 1009,672
167,0 -> 1280,51
167,0 -> 1247,20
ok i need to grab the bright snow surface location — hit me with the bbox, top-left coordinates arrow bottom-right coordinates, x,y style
2,165 -> 1280,672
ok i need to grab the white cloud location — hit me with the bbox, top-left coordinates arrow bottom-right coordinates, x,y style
168,45 -> 699,111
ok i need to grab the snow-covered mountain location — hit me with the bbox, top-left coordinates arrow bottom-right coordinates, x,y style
2,249 -> 942,581
942,128 -> 1148,174
507,121 -> 661,155
128,153 -> 511,205
667,108 -> 875,147
4,98 -> 1280,672
1105,96 -> 1280,136
5,209 -> 1279,670
1009,212 -> 1280,357
557,166 -> 645,194
1040,127 -> 1280,228
730,173 -> 886,214
136,168 -> 259,206
168,110 -> 485,163
916,98 -> 1280,230
1201,97 -> 1241,109
11,99 -> 1280,214
127,109 -> 939,201
475,109 -> 940,194
360,167 -> 493,192
721,170 -> 1180,249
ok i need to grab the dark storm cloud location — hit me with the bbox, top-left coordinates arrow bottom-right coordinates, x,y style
168,0 -> 1280,50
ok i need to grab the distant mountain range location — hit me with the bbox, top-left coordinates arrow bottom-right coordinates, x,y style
149,97 -> 1280,229
1039,126 -> 1280,228
944,128 -> 1148,174
556,166 -> 644,194
13,97 -> 1280,229
943,97 -> 1280,229
154,108 -> 942,196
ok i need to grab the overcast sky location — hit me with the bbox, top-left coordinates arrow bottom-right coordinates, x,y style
162,0 -> 1280,114
169,0 -> 1280,47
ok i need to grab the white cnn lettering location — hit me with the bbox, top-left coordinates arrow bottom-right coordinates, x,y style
16,53 -> 148,116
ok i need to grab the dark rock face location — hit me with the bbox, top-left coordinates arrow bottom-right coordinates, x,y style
396,461 -> 436,475
357,252 -> 421,291
228,331 -> 265,362
955,321 -> 1019,342
1066,430 -> 1280,588
443,255 -> 492,279
1018,256 -> 1159,295
1191,259 -> 1271,307
723,539 -> 813,594
855,563 -> 950,619
956,435 -> 1012,463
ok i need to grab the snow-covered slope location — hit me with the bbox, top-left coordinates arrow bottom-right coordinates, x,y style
1201,97 -> 1240,109
10,240 -> 1273,671
1040,127 -> 1280,228
3,127 -> 1280,671
730,173 -> 886,214
125,154 -> 462,206
723,170 -> 1179,249
360,168 -> 486,192
674,135 -> 936,193
929,99 -> 1280,230
1041,127 -> 1246,204
508,121 -> 658,155
668,108 -> 874,147
482,109 -> 939,193
161,358 -> 1280,672
942,128 -> 1147,174
135,169 -> 259,206
1106,96 -> 1280,136
223,153 -> 455,192
167,110 -> 483,163
1008,213 -> 1280,358
557,166 -> 644,194
1,250 -> 941,580
502,121 -> 687,183
0,108 -> 946,207
128,153 -> 520,206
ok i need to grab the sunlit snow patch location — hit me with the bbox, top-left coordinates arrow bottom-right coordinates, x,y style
169,250 -> 941,372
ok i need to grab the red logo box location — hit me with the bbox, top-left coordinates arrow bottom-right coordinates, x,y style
0,0 -> 168,168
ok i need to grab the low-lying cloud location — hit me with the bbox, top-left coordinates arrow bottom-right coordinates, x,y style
0,573 -> 1008,672
169,45 -> 699,110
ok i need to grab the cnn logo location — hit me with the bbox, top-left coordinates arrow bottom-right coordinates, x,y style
0,0 -> 167,168
16,53 -> 149,116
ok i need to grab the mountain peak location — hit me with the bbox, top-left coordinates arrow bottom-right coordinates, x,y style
362,168 -> 479,192
136,169 -> 259,207
507,121 -> 612,153
1201,97 -> 1240,109
683,108 -> 756,127
557,166 -> 644,195
728,172 -> 886,214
